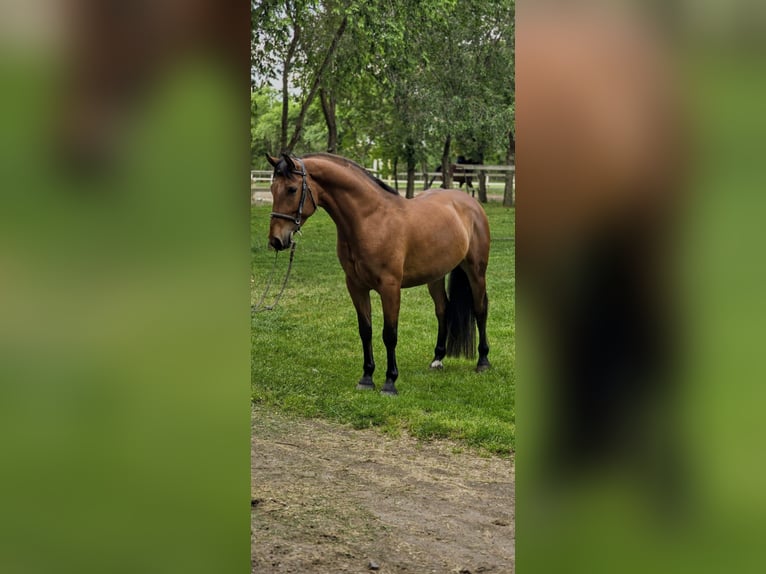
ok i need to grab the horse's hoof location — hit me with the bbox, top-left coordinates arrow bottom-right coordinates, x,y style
429,359 -> 444,370
381,380 -> 398,396
356,376 -> 375,391
475,359 -> 491,373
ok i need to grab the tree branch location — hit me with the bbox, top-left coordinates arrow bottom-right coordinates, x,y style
286,14 -> 348,152
280,23 -> 301,153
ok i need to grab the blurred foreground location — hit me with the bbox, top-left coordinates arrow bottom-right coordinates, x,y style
517,1 -> 766,572
3,1 -> 766,572
1,2 -> 249,573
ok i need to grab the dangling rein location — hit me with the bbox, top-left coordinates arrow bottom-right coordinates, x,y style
251,237 -> 298,313
252,158 -> 314,313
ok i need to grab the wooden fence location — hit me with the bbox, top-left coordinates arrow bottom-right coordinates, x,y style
251,164 -> 515,202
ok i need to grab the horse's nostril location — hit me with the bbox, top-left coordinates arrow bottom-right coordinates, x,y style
270,236 -> 283,250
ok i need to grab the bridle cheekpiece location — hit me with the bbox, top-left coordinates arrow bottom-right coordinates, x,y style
270,157 -> 317,231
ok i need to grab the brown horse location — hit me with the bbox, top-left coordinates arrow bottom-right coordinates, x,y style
265,152 -> 491,395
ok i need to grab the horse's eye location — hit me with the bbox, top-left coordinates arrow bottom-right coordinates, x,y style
287,187 -> 297,195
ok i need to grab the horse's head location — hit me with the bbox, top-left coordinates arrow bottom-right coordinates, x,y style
266,153 -> 318,251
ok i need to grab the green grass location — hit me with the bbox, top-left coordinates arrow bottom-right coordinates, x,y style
251,201 -> 515,455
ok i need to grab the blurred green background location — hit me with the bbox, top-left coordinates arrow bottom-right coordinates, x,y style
517,24 -> 766,574
0,54 -> 249,573
3,2 -> 766,573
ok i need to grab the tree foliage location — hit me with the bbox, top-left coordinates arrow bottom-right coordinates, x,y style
252,0 -> 515,203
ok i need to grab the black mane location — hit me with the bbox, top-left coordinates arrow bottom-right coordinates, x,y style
302,153 -> 399,196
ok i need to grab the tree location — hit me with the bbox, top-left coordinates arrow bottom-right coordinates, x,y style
252,0 -> 305,152
447,0 -> 515,203
285,12 -> 348,151
252,1 -> 350,153
251,0 -> 516,201
251,86 -> 326,167
503,127 -> 515,207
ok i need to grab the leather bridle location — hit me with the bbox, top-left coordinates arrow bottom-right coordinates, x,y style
270,158 -> 317,231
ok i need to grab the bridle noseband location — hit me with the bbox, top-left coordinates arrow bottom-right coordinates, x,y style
270,158 -> 317,231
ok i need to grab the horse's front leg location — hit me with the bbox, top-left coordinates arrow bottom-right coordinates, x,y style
347,277 -> 375,390
378,280 -> 401,396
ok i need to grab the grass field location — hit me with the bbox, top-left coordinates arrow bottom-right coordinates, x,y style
251,202 -> 515,455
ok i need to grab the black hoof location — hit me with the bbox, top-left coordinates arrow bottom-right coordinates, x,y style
475,358 -> 491,373
381,380 -> 398,396
356,376 -> 375,391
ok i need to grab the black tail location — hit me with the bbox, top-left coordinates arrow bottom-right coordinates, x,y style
446,266 -> 476,358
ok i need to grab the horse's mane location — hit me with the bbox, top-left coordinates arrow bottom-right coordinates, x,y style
302,153 -> 399,196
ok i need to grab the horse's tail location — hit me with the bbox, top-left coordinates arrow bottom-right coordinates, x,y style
446,266 -> 477,359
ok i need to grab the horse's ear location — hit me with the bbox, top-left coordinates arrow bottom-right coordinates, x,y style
265,154 -> 279,168
281,153 -> 296,172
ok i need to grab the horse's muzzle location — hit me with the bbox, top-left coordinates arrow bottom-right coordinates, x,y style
269,235 -> 291,251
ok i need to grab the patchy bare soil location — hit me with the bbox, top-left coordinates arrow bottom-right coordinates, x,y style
251,405 -> 515,573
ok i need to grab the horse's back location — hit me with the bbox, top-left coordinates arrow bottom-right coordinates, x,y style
411,189 -> 489,238
403,189 -> 490,279
413,188 -> 486,216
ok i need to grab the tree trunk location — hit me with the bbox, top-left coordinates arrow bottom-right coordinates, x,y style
393,156 -> 399,194
440,134 -> 452,189
503,130 -> 515,207
421,160 -> 429,190
405,138 -> 416,198
280,25 -> 301,153
286,15 -> 348,152
319,87 -> 337,153
476,150 -> 488,203
478,170 -> 488,203
406,163 -> 416,198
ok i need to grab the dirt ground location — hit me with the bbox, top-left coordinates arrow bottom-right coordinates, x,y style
251,405 -> 515,573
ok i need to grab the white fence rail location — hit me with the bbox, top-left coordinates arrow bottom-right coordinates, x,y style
252,164 -> 515,191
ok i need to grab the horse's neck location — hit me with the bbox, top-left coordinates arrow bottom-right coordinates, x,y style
314,165 -> 396,242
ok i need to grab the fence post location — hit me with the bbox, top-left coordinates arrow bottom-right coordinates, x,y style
478,169 -> 488,203
503,169 -> 515,207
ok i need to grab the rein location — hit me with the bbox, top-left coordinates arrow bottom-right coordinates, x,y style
251,239 -> 297,313
252,157 -> 315,313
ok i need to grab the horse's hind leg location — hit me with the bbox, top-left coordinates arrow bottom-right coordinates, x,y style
475,290 -> 490,372
462,259 -> 490,372
427,278 -> 448,369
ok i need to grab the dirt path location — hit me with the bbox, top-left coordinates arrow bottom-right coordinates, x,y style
251,406 -> 515,573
